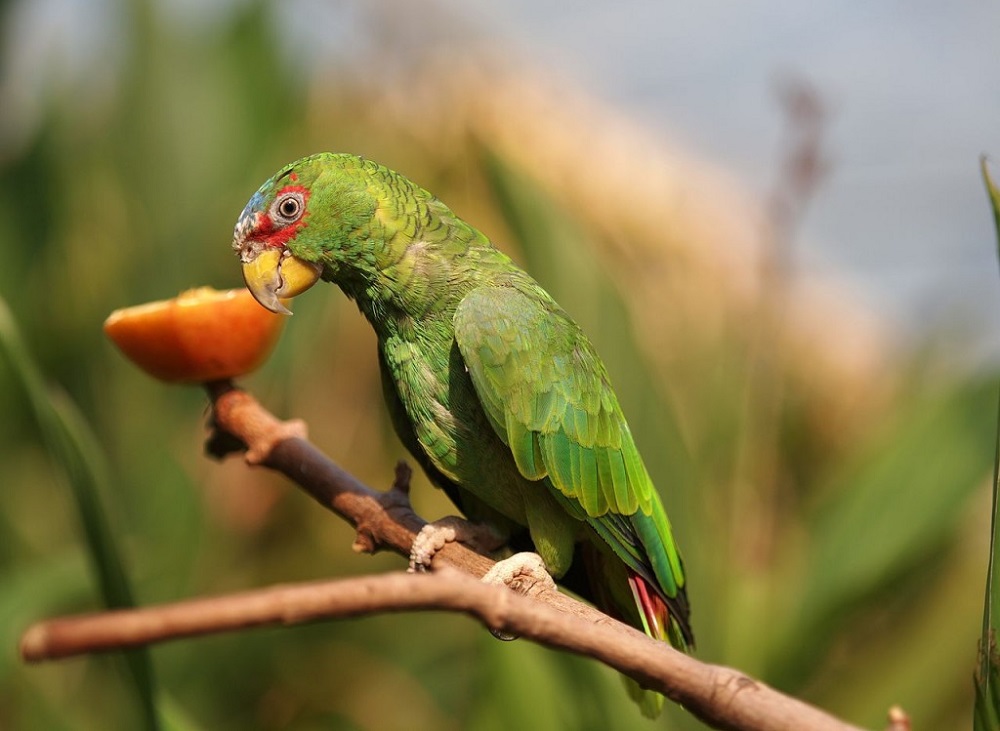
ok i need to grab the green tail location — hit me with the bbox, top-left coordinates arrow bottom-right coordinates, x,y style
624,676 -> 665,719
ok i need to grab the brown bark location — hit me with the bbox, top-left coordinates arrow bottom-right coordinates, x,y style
20,381 -> 883,731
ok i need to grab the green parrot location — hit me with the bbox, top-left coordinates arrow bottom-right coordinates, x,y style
233,153 -> 693,715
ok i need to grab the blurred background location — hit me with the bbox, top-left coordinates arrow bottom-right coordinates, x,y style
1,1 -> 998,729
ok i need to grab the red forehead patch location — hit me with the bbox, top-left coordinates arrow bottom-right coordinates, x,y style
276,184 -> 308,198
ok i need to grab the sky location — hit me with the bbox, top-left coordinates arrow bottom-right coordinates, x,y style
453,1 -> 1000,360
3,0 -> 999,360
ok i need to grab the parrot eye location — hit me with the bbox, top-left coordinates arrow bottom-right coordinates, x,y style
272,192 -> 304,224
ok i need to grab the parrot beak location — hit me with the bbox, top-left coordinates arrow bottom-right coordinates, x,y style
241,249 -> 322,315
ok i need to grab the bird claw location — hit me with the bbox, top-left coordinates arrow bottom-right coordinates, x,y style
481,551 -> 556,594
408,518 -> 460,572
408,516 -> 504,572
481,552 -> 556,641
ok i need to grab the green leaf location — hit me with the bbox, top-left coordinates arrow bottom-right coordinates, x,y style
975,157 -> 1000,731
981,157 -> 1000,275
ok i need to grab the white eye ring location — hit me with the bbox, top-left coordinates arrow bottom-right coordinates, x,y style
273,192 -> 304,224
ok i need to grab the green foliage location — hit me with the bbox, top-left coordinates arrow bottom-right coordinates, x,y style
0,2 -> 995,729
974,158 -> 1000,731
780,379 -> 996,686
0,296 -> 159,730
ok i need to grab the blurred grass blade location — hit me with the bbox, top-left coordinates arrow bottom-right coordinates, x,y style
0,295 -> 160,731
975,157 -> 1000,731
0,555 -> 91,681
976,388 -> 1000,731
776,379 -> 995,688
983,157 -> 1000,274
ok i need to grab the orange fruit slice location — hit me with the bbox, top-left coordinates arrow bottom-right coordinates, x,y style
104,287 -> 286,383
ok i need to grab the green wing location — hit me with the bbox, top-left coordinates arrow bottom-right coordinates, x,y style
452,284 -> 685,599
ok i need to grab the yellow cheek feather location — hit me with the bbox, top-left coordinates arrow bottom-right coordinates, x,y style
242,249 -> 322,315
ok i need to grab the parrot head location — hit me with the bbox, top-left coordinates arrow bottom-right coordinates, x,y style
232,153 -> 379,315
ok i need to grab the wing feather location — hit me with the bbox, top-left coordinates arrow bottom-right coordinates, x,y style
454,285 -> 647,519
453,284 -> 688,637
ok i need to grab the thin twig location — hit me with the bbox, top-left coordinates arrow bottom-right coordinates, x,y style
19,381 -> 885,731
21,569 -> 864,731
203,380 -> 601,624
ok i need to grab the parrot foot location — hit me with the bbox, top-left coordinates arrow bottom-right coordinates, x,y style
408,516 -> 504,572
481,552 -> 556,641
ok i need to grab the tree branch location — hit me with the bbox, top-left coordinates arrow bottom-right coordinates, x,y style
19,380 -> 881,731
22,569 -> 862,731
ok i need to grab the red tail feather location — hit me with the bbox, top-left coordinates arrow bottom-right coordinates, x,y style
628,573 -> 670,641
